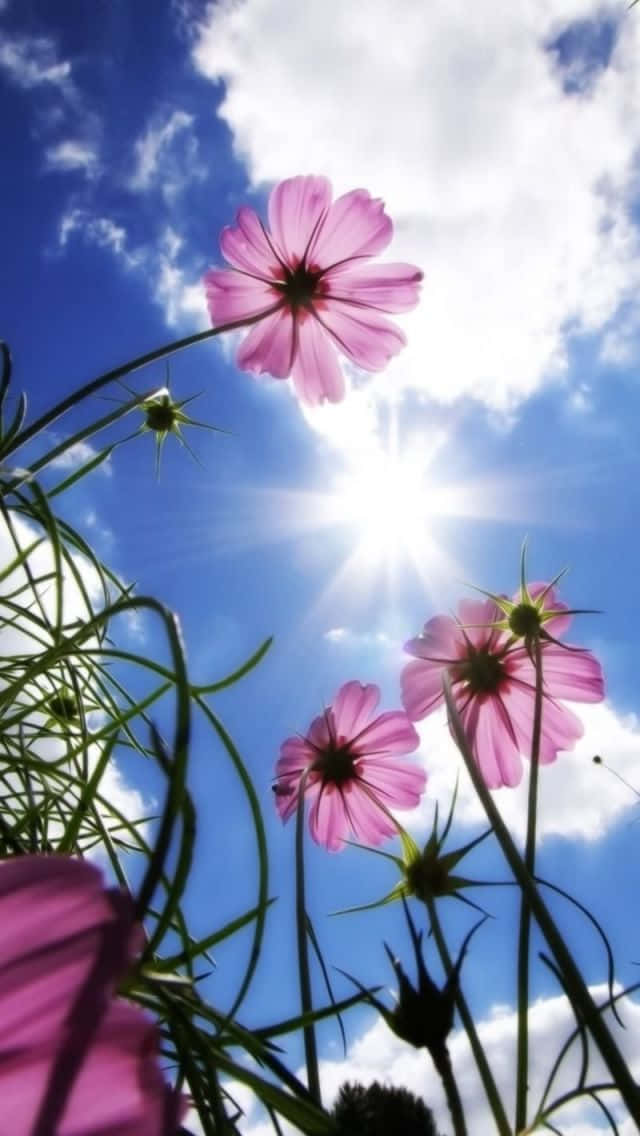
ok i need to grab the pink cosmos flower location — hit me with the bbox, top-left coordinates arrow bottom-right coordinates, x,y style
401,589 -> 604,789
0,855 -> 183,1134
274,681 -> 426,851
205,175 -> 422,406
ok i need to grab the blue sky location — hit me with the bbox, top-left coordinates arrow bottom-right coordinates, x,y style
2,1 -> 640,1132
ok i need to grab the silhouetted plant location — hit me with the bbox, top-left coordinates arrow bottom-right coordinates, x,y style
332,1080 -> 440,1136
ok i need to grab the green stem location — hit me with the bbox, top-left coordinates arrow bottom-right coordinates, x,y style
443,676 -> 640,1126
295,779 -> 321,1104
515,636 -> 544,1133
426,897 -> 511,1136
2,304 -> 284,460
12,388 -> 160,489
431,1046 -> 467,1136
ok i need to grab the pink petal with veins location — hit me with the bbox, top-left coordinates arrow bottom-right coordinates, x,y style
291,311 -> 345,406
331,681 -> 380,740
220,206 -> 285,278
268,175 -> 332,266
317,301 -> 406,370
401,659 -> 446,721
324,262 -> 423,312
235,307 -> 295,378
311,188 -> 393,266
358,759 -> 426,807
204,269 -> 279,324
460,694 -> 523,789
352,711 -> 419,757
509,642 -> 605,703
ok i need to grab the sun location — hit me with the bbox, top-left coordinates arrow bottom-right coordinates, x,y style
322,422 -> 461,596
197,407 -> 511,629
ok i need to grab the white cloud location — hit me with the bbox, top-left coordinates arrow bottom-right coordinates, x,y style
236,985 -> 640,1134
192,0 -> 640,415
315,986 -> 640,1136
58,208 -> 142,271
409,700 -> 640,844
45,138 -> 99,177
128,108 -> 204,197
0,33 -> 71,90
324,626 -> 391,647
49,439 -> 111,474
57,210 -> 207,328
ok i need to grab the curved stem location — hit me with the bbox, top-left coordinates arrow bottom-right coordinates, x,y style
443,675 -> 640,1126
431,1046 -> 467,1136
295,779 -> 321,1104
2,305 -> 283,460
426,897 -> 511,1136
515,635 -> 544,1132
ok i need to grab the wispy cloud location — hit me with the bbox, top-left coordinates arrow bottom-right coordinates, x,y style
0,33 -> 72,90
45,138 -> 100,178
57,209 -> 208,327
58,208 -> 140,269
128,108 -> 204,197
324,627 -> 391,648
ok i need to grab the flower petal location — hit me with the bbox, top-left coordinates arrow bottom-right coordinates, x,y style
311,188 -> 393,267
351,710 -> 419,758
0,856 -> 183,1134
235,307 -> 295,378
268,176 -> 332,266
358,758 -> 426,809
404,614 -> 464,663
508,643 -> 605,704
220,205 -> 285,278
290,311 -> 345,406
341,782 -> 397,844
0,857 -> 133,1050
459,693 -> 523,788
60,1002 -> 182,1136
504,681 -> 584,764
401,659 -> 446,721
315,300 -> 406,371
330,681 -> 380,742
457,598 -> 507,651
204,269 -> 279,324
324,262 -> 423,313
308,782 -> 349,851
540,643 -> 604,702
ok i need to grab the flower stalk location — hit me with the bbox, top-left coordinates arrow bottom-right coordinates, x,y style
295,774 -> 321,1104
515,634 -> 544,1132
425,896 -> 511,1136
0,307 -> 282,463
442,674 -> 640,1126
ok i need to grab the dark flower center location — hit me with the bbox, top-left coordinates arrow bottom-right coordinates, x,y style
146,402 -> 177,433
279,262 -> 320,309
457,648 -> 504,694
49,693 -> 78,721
406,853 -> 450,901
508,601 -> 542,638
312,741 -> 356,786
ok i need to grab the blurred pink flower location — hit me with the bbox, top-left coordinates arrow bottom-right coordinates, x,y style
274,681 -> 426,851
205,175 -> 422,406
401,592 -> 604,789
0,855 -> 183,1135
